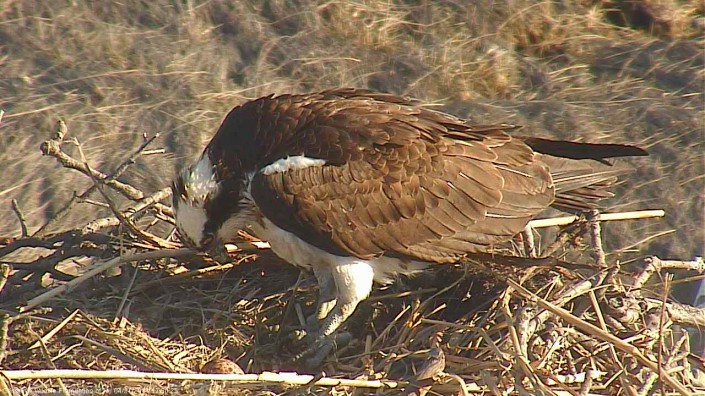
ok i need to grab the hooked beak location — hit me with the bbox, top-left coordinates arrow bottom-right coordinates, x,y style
205,239 -> 231,264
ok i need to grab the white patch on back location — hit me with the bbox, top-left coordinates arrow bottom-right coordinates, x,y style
250,217 -> 429,285
260,155 -> 326,175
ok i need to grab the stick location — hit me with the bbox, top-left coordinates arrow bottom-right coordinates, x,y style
644,298 -> 705,328
71,138 -> 173,249
646,256 -> 705,272
34,132 -> 164,237
39,120 -> 145,201
0,264 -> 10,295
10,200 -> 28,238
74,137 -> 138,234
506,279 -> 691,396
35,337 -> 70,396
0,308 -> 52,365
528,210 -> 665,229
632,256 -> 705,290
80,187 -> 173,235
28,309 -> 80,350
21,248 -> 194,312
586,210 -> 611,297
0,369 -> 400,389
522,224 -> 537,258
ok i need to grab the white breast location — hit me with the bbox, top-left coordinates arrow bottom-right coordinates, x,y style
174,199 -> 209,246
250,217 -> 429,284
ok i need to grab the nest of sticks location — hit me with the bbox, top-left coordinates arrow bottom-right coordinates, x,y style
0,121 -> 703,395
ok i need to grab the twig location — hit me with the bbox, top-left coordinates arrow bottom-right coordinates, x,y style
0,369 -> 401,389
39,120 -> 145,201
0,265 -> 10,296
586,210 -> 607,270
646,256 -> 705,272
72,335 -> 155,371
34,335 -> 70,396
501,291 -> 544,393
21,248 -> 194,312
657,275 -> 672,396
0,314 -> 10,366
108,133 -> 161,185
80,187 -> 173,235
10,200 -> 28,238
74,137 -> 137,233
506,278 -> 691,396
0,236 -> 56,256
0,307 -> 52,365
67,143 -> 175,250
141,149 -> 166,155
614,229 -> 676,254
528,210 -> 665,229
632,256 -> 705,291
644,298 -> 705,328
28,309 -> 80,350
34,131 -> 167,237
0,375 -> 11,396
586,209 -> 617,303
587,290 -> 630,388
523,224 -> 537,258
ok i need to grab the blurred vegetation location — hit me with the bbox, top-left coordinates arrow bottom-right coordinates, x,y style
0,0 -> 703,260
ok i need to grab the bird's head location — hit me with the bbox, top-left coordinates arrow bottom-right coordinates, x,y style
171,151 -> 252,263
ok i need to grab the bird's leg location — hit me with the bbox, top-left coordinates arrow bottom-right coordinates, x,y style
317,260 -> 374,338
294,260 -> 374,367
306,263 -> 337,333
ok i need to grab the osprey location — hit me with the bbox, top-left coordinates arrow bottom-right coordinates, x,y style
172,88 -> 646,348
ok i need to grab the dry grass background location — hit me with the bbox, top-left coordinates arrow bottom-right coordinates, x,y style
0,0 -> 704,395
0,0 -> 702,259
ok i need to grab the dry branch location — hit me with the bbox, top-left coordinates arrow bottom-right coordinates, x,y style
0,369 -> 401,389
39,120 -> 145,201
632,256 -> 705,290
644,298 -> 705,328
1,119 -> 698,395
527,210 -> 665,229
80,187 -> 173,235
10,200 -> 28,238
34,130 -> 165,237
506,278 -> 691,396
21,248 -> 194,312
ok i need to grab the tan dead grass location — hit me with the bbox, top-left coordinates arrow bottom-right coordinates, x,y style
0,0 -> 704,394
1,0 -> 701,259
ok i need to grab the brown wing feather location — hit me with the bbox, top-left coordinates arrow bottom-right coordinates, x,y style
247,96 -> 554,262
200,89 -> 644,263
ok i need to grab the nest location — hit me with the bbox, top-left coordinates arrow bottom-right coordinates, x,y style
0,121 -> 703,395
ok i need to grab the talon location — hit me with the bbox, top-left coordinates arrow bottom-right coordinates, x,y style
292,331 -> 352,368
290,329 -> 309,342
304,314 -> 321,334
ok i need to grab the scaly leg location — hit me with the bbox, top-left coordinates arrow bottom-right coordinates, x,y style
295,260 -> 375,367
317,260 -> 374,338
305,263 -> 337,333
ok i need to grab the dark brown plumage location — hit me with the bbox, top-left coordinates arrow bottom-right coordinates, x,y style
172,88 -> 647,358
192,88 -> 645,262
